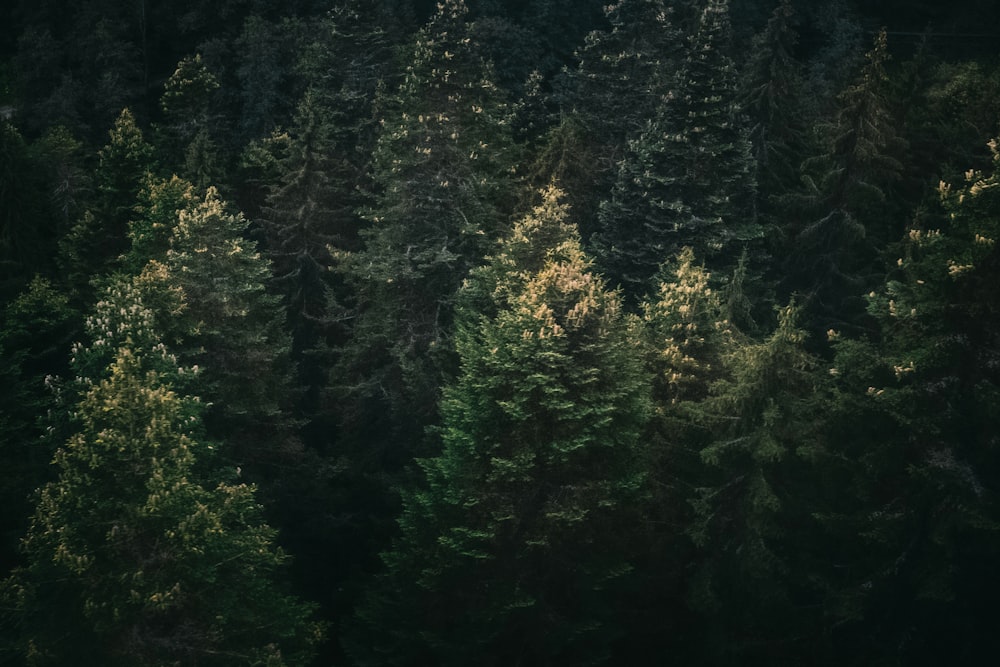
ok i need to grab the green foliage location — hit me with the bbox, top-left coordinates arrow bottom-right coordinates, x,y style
59,108 -> 156,304
163,186 -> 298,474
689,304 -> 829,663
0,121 -> 52,299
783,28 -> 906,338
593,0 -> 760,303
818,141 -> 1000,664
548,0 -> 683,237
739,0 -> 807,201
0,278 -> 78,575
124,175 -> 197,274
349,187 -> 651,666
3,313 -> 319,665
334,0 -> 519,451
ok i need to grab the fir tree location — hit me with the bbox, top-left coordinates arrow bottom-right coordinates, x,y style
348,187 -> 651,666
739,0 -> 807,203
259,89 -> 356,393
334,0 -> 518,456
547,0 -> 683,238
2,280 -> 319,666
593,0 -> 760,305
163,186 -> 299,478
0,278 -> 78,576
59,108 -> 155,304
783,28 -> 905,338
820,140 -> 1000,664
689,304 -> 830,664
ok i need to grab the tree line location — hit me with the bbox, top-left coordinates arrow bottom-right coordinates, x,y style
2,0 -> 999,664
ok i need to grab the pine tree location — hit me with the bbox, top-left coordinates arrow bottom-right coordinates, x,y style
547,0 -> 683,238
0,278 -> 78,576
335,0 -> 518,456
783,28 -> 905,338
819,140 -> 1000,664
0,120 -> 50,300
59,108 -> 156,305
739,0 -> 807,202
163,186 -> 299,477
348,187 -> 651,666
688,304 -> 830,664
1,280 -> 319,666
593,0 -> 760,304
158,54 -> 222,180
259,90 -> 356,395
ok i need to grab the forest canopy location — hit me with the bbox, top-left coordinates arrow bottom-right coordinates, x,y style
2,1 -> 1000,665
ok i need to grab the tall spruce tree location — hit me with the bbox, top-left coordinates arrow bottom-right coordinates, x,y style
334,0 -> 518,457
819,141 -> 1000,665
783,28 -> 905,338
0,278 -> 78,576
258,90 -> 356,412
59,108 -> 155,304
688,304 -> 830,664
347,186 -> 651,666
739,0 -> 807,205
593,0 -> 760,304
545,0 -> 683,238
162,186 -> 299,480
1,278 -> 319,666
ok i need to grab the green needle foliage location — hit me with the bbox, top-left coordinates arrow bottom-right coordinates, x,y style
2,282 -> 320,667
59,108 -> 155,305
593,0 -> 759,304
348,186 -> 651,666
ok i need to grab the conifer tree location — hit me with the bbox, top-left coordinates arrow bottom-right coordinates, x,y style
0,278 -> 78,575
593,0 -> 759,304
163,186 -> 298,477
59,108 -> 155,303
783,28 -> 905,337
548,0 -> 683,237
335,0 -> 518,454
158,54 -> 223,181
820,141 -> 1000,664
739,0 -> 807,202
688,304 -> 829,664
0,121 -> 54,299
348,187 -> 651,666
259,90 -> 356,409
1,280 -> 319,666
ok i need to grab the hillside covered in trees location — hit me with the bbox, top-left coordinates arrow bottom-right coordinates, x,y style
2,0 -> 1000,664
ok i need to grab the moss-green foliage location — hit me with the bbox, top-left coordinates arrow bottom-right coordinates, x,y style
593,0 -> 759,304
2,300 -> 319,665
817,140 -> 1000,664
59,108 -> 155,305
349,187 -> 651,666
334,0 -> 519,457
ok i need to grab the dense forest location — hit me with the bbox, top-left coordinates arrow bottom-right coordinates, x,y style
2,0 -> 1000,664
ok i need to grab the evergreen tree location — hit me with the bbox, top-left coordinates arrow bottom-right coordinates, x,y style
739,0 -> 807,203
157,54 -> 222,180
0,278 -> 78,576
1,280 -> 319,666
163,186 -> 299,479
335,0 -> 518,456
820,141 -> 1000,665
689,304 -> 830,664
59,108 -> 155,304
547,0 -> 683,238
783,28 -> 905,338
348,187 -> 651,666
593,0 -> 760,304
0,120 -> 50,300
259,90 -> 356,404
622,246 -> 741,661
